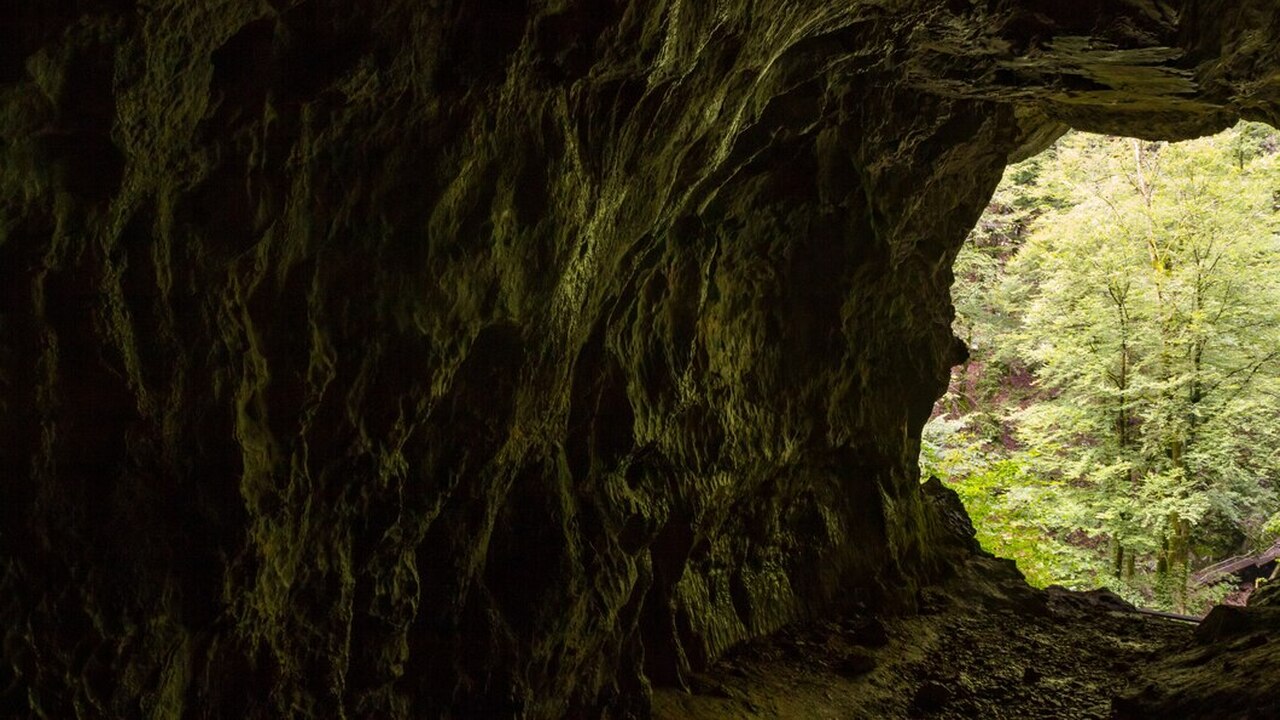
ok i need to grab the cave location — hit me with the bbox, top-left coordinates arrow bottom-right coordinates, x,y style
2,1 -> 1279,718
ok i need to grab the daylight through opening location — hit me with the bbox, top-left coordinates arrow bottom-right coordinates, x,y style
923,122 -> 1280,616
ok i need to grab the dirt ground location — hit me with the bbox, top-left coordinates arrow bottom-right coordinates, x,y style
652,556 -> 1195,720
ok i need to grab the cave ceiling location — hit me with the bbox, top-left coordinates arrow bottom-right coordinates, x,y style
1,1 -> 1278,716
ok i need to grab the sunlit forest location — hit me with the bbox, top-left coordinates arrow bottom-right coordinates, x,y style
923,122 -> 1280,615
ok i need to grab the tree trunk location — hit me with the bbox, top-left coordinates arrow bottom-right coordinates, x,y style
1166,513 -> 1192,613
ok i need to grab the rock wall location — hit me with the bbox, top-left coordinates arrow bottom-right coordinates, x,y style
2,1 -> 1277,716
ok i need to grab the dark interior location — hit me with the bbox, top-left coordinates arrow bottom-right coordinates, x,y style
2,1 -> 1278,717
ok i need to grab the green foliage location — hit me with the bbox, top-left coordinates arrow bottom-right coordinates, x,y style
922,416 -> 1100,589
926,122 -> 1280,613
1263,512 -> 1280,545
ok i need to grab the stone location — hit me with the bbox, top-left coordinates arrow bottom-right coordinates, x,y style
912,681 -> 953,714
1,1 -> 1279,716
835,650 -> 878,678
851,618 -> 892,649
1196,605 -> 1280,644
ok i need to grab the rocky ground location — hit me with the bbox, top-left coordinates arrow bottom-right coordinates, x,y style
653,553 -> 1280,719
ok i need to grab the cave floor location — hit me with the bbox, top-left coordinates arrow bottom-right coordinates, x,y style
652,558 -> 1193,720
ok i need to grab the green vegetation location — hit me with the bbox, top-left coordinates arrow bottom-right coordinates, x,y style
923,123 -> 1280,613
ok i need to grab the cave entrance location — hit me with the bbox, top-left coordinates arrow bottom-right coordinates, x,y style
921,121 -> 1280,616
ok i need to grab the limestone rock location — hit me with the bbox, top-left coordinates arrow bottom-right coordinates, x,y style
2,1 -> 1278,716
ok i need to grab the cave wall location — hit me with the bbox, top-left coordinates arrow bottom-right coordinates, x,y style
2,1 -> 1278,717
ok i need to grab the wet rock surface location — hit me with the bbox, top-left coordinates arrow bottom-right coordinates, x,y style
1,1 -> 1279,716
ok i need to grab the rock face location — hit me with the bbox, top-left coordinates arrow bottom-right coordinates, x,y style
1,1 -> 1277,716
1113,586 -> 1280,719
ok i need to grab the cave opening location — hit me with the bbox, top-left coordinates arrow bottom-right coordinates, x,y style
923,121 -> 1280,617
6,2 -> 1280,718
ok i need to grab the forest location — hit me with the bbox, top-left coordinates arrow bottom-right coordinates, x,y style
922,122 -> 1280,614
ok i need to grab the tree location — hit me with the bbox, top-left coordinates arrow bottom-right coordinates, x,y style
926,123 -> 1280,612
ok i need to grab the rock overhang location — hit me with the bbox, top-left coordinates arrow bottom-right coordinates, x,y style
1,1 -> 1278,716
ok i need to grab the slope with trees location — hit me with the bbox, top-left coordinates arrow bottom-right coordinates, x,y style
923,123 -> 1280,613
